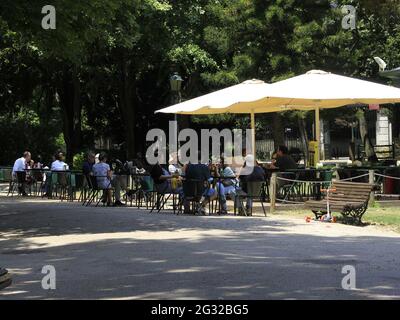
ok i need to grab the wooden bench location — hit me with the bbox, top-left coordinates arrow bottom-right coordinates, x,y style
305,181 -> 374,225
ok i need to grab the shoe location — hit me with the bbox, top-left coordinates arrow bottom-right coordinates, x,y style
196,206 -> 206,216
114,200 -> 126,207
246,207 -> 252,216
238,207 -> 246,216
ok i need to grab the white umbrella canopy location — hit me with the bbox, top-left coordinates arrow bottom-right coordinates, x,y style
156,79 -> 270,152
237,70 -> 400,113
155,70 -> 400,162
155,79 -> 270,115
245,69 -> 400,161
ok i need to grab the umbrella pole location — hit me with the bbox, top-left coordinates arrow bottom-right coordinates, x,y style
315,107 -> 320,162
250,111 -> 256,155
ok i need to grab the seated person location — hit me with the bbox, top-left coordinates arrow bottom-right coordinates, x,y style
51,152 -> 69,171
150,163 -> 182,194
82,152 -> 95,176
109,159 -> 127,207
269,145 -> 297,171
215,158 -> 240,214
82,152 -> 95,190
34,155 -> 44,169
131,151 -> 149,173
238,154 -> 266,216
183,163 -> 217,215
12,151 -> 31,196
168,152 -> 182,175
92,153 -> 113,206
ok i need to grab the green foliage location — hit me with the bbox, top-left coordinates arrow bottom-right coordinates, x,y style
1,0 -> 400,163
73,152 -> 86,170
168,44 -> 219,74
0,111 -> 62,165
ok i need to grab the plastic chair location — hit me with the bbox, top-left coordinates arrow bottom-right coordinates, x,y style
7,171 -> 26,196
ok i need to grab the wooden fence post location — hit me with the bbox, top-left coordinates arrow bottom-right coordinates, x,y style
369,169 -> 375,206
270,172 -> 277,214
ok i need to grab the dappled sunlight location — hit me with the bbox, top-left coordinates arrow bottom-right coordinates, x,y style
166,267 -> 214,274
1,199 -> 400,299
3,229 -> 235,251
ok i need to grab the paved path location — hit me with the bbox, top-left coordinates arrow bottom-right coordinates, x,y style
1,198 -> 400,299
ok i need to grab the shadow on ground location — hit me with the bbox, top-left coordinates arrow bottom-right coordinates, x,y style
1,199 -> 400,300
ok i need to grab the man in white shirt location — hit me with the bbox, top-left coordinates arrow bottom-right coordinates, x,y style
12,151 -> 31,176
51,152 -> 69,171
12,151 -> 31,195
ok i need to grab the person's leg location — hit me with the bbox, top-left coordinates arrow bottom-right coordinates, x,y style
44,172 -> 52,197
223,187 -> 237,213
218,182 -> 228,212
21,181 -> 28,196
119,175 -> 127,200
234,187 -> 246,215
246,198 -> 253,215
17,182 -> 24,195
101,190 -> 107,203
107,189 -> 112,205
112,176 -> 121,202
200,188 -> 217,215
183,198 -> 191,213
15,174 -> 22,194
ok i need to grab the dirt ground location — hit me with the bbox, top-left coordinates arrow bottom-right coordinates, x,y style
1,197 -> 400,300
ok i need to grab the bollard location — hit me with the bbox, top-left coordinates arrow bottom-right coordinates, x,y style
270,172 -> 277,214
369,169 -> 375,206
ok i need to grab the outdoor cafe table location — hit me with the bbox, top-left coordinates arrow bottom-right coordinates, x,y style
23,169 -> 80,198
123,172 -> 152,207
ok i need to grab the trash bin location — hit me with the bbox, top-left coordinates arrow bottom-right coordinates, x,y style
383,176 -> 395,194
383,168 -> 399,194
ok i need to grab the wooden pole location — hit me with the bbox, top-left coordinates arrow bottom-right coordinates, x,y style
250,111 -> 256,155
270,172 -> 277,214
369,169 -> 375,206
315,106 -> 321,162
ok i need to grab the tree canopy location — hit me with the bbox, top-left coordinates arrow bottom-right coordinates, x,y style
1,0 -> 399,166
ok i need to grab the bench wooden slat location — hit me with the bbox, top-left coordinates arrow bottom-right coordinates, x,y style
334,194 -> 370,199
334,181 -> 373,187
305,181 -> 373,224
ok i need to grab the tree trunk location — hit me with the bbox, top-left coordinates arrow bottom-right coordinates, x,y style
118,55 -> 136,159
357,110 -> 374,158
58,66 -> 82,166
271,113 -> 285,149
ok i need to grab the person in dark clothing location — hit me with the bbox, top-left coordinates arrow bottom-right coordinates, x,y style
150,163 -> 182,193
238,154 -> 266,215
183,163 -> 217,215
270,145 -> 297,171
150,163 -> 183,212
82,152 -> 95,176
185,163 -> 211,182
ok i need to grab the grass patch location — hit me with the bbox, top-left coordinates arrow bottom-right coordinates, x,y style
363,207 -> 400,232
274,206 -> 400,232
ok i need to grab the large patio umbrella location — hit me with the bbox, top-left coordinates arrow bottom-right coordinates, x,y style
242,70 -> 400,160
156,70 -> 400,160
156,79 -> 270,152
